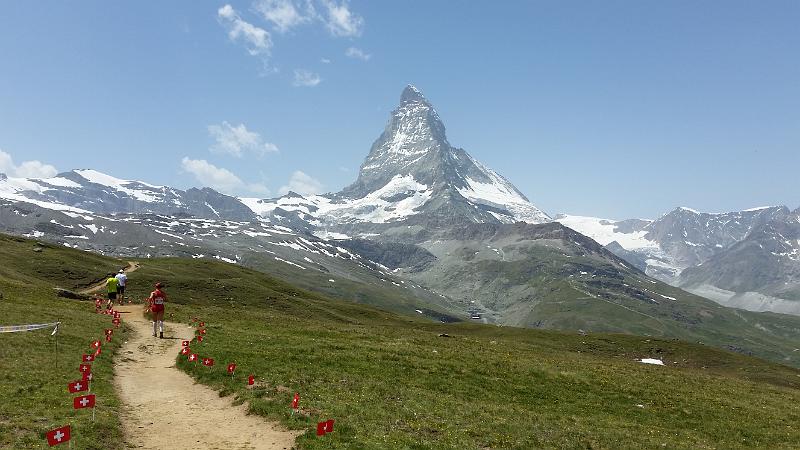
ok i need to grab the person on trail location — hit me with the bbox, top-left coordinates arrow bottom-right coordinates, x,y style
115,269 -> 128,301
148,282 -> 167,339
106,273 -> 119,304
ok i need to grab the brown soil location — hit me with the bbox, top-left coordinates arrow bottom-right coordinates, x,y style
113,305 -> 298,449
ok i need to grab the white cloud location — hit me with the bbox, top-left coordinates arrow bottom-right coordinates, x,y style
320,0 -> 363,37
218,4 -> 272,56
279,170 -> 323,196
345,46 -> 370,61
320,58 -> 331,64
292,69 -> 322,87
0,149 -> 58,178
208,121 -> 279,158
181,157 -> 243,194
254,0 -> 312,33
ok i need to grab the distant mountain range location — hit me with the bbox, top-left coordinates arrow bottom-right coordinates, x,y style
0,85 -> 798,365
556,205 -> 800,314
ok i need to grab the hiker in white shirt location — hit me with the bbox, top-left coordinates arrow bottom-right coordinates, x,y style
115,269 -> 128,301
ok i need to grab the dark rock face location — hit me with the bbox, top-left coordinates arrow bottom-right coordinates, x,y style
337,238 -> 436,272
679,210 -> 800,300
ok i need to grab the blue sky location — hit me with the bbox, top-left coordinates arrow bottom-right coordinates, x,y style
0,1 -> 797,219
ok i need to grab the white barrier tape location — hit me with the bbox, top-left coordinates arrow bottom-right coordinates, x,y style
0,321 -> 61,333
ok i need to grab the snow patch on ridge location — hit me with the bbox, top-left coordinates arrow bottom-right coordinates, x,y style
555,215 -> 657,250
74,169 -> 163,202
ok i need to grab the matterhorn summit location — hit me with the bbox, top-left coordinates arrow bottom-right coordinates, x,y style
249,85 -> 550,232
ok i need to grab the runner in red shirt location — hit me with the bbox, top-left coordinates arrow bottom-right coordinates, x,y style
148,282 -> 167,338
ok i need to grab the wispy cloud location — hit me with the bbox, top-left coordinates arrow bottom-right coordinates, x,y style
320,0 -> 364,37
320,58 -> 331,64
254,0 -> 313,33
279,170 -> 324,196
0,149 -> 58,178
345,46 -> 370,61
218,4 -> 272,56
180,157 -> 268,195
208,121 -> 279,158
292,69 -> 322,87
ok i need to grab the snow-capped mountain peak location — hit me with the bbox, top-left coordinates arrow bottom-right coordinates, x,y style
330,84 -> 549,225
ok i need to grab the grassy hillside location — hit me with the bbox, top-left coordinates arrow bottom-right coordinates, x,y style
407,233 -> 800,367
122,254 -> 800,448
3,234 -> 800,448
0,235 -> 128,449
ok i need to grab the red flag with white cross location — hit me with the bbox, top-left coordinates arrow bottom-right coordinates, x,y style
291,393 -> 299,409
202,358 -> 214,367
78,363 -> 92,374
227,363 -> 236,374
105,334 -> 112,343
82,371 -> 93,382
90,340 -> 101,349
196,335 -> 204,343
105,329 -> 113,336
68,380 -> 89,393
188,353 -> 198,362
45,425 -> 71,446
316,421 -> 326,436
248,375 -> 255,385
181,340 -> 190,347
112,318 -> 121,327
324,419 -> 335,433
73,394 -> 96,409
181,347 -> 190,355
198,322 -> 205,327
82,354 -> 94,362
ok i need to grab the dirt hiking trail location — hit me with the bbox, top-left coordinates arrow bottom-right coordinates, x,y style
114,305 -> 298,449
79,261 -> 141,295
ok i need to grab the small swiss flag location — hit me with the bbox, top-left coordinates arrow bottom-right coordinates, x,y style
82,354 -> 95,362
82,371 -> 93,382
227,363 -> 236,374
180,347 -> 190,355
248,375 -> 255,386
45,425 -> 71,446
112,318 -> 121,327
196,335 -> 204,343
188,353 -> 198,362
198,329 -> 207,335
73,394 -> 96,409
105,334 -> 112,343
198,322 -> 205,327
78,363 -> 92,374
68,380 -> 89,393
291,393 -> 300,410
90,340 -> 101,349
181,340 -> 190,347
113,311 -> 120,318
105,328 -> 113,336
202,358 -> 215,367
324,419 -> 335,434
316,422 -> 327,436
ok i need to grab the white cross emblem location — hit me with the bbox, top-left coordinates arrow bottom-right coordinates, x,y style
80,397 -> 89,407
81,366 -> 88,371
75,382 -> 82,390
54,430 -> 65,442
86,373 -> 93,381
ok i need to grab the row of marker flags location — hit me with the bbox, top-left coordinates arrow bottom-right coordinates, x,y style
181,317 -> 336,438
45,299 -> 122,447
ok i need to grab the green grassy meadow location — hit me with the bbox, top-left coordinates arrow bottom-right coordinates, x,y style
0,235 -> 129,449
2,234 -> 800,449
